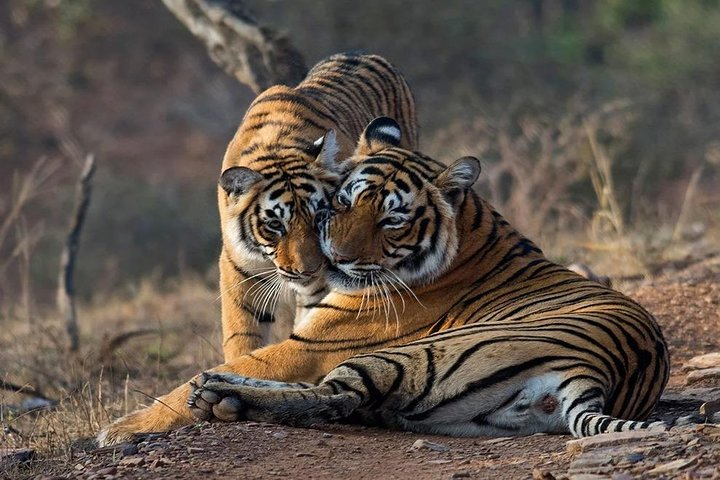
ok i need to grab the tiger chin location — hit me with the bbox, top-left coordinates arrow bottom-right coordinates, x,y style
186,117 -> 670,439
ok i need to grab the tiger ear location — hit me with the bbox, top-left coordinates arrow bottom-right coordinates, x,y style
435,156 -> 481,196
312,129 -> 340,172
354,117 -> 402,157
219,166 -> 264,197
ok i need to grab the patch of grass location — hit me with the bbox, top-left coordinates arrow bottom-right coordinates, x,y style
0,275 -> 221,478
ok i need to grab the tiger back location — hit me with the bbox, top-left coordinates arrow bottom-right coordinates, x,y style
188,117 -> 670,438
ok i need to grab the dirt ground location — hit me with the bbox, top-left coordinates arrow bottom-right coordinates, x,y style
25,256 -> 720,479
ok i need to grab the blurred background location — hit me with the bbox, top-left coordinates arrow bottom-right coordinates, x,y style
1,1 -> 719,467
2,0 -> 720,312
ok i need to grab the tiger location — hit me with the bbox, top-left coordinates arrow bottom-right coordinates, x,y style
214,52 -> 417,361
185,117 -> 670,438
96,117 -> 668,446
97,55 -> 417,446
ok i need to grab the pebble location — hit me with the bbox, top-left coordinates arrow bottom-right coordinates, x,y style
450,471 -> 470,478
647,456 -> 698,474
675,414 -> 697,426
411,439 -> 449,452
119,455 -> 146,467
532,468 -> 556,480
271,431 -> 288,439
566,430 -> 666,455
625,452 -> 644,463
121,444 -> 138,457
686,367 -> 720,385
683,352 -> 720,371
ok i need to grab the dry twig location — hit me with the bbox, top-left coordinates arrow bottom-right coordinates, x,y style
57,155 -> 96,353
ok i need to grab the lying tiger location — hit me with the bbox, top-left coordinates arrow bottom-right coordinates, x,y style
98,117 -> 668,445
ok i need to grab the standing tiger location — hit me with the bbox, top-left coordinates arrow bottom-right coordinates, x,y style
186,117 -> 670,438
215,53 -> 417,360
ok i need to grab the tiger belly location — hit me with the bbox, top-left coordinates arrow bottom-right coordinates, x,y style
370,372 -> 569,436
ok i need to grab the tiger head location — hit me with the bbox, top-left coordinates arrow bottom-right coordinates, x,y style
218,125 -> 344,293
319,117 -> 481,291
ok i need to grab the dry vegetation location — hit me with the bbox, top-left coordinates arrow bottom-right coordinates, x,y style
1,275 -> 222,477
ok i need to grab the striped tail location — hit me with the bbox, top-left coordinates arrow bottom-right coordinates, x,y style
570,411 -> 666,437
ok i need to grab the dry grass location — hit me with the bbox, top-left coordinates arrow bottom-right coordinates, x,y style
0,275 -> 221,478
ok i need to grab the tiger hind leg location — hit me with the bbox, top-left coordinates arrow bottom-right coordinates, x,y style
187,372 -> 361,425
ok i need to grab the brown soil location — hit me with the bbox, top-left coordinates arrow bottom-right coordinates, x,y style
45,257 -> 720,479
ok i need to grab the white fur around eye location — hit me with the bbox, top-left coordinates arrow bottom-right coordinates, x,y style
380,215 -> 407,229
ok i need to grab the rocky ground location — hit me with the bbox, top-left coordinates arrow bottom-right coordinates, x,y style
5,256 -> 720,480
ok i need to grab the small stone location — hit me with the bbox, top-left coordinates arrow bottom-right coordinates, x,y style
74,463 -> 85,471
569,454 -> 612,471
144,441 -> 170,450
532,468 -> 556,480
569,475 -> 612,480
483,436 -> 513,444
428,459 -> 453,464
625,452 -> 644,463
97,466 -> 117,475
295,452 -> 315,457
450,471 -> 470,479
566,430 -> 666,455
686,367 -> 720,385
119,455 -> 146,467
271,431 -> 288,439
187,447 -> 205,454
121,444 -> 138,457
684,353 -> 720,371
322,433 -> 333,438
675,414 -> 701,426
648,457 -> 698,474
411,439 -> 449,452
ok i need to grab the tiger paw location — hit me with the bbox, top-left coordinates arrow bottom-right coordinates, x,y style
188,373 -> 246,423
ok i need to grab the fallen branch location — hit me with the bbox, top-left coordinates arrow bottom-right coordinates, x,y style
96,328 -> 159,364
161,0 -> 307,93
0,379 -> 54,402
57,154 -> 96,353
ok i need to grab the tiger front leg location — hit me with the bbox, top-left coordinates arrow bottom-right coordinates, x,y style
97,338 -> 330,446
188,373 -> 362,426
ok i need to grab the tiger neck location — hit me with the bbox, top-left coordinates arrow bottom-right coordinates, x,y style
417,192 -> 546,293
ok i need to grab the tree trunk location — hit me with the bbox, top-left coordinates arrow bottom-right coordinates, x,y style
161,0 -> 308,93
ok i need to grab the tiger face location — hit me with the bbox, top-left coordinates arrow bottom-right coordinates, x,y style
319,117 -> 481,291
219,131 -> 342,292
